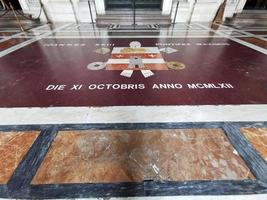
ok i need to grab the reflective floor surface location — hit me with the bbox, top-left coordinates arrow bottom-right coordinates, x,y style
0,21 -> 266,199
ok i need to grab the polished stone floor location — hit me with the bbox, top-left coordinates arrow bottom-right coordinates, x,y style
31,129 -> 254,184
0,20 -> 266,199
0,131 -> 38,184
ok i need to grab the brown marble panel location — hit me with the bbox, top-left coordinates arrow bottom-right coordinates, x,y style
0,38 -> 30,51
239,37 -> 267,49
0,131 -> 39,184
32,129 -> 254,184
0,32 -> 19,37
240,128 -> 267,162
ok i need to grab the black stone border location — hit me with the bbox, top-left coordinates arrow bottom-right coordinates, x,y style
0,122 -> 266,132
7,126 -> 58,194
0,122 -> 266,198
0,185 -> 8,198
13,180 -> 267,198
223,123 -> 267,183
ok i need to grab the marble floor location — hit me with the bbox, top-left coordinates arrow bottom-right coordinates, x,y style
0,20 -> 266,199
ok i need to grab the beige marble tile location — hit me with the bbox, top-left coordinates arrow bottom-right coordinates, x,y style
32,129 -> 254,184
0,131 -> 39,184
240,128 -> 267,161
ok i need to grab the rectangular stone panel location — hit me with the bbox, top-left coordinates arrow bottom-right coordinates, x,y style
240,128 -> 267,162
0,32 -> 20,37
1,37 -> 267,107
32,129 -> 254,184
0,131 -> 39,184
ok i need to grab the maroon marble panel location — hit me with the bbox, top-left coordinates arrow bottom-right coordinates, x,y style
0,37 -> 267,107
248,31 -> 267,35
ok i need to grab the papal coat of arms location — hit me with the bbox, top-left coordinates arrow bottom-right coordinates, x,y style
87,41 -> 185,78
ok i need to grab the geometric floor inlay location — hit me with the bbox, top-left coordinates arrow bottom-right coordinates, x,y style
1,37 -> 267,108
240,128 -> 267,162
1,20 -> 267,198
32,129 -> 254,184
0,131 -> 39,184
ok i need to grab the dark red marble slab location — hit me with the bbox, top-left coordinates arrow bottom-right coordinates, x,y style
0,37 -> 266,107
248,31 -> 267,35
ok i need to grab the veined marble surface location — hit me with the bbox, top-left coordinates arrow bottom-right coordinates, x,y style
32,129 -> 253,184
240,128 -> 267,162
0,131 -> 38,184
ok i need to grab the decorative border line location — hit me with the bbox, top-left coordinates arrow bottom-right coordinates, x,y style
0,23 -> 265,34
0,29 -> 218,33
223,123 -> 267,183
0,186 -> 7,198
0,24 -> 50,43
0,23 -> 73,58
0,23 -> 265,58
7,126 -> 58,193
193,23 -> 267,55
23,180 -> 267,198
0,121 -> 266,198
3,35 -> 234,39
2,34 -> 261,39
19,29 -> 229,33
0,121 -> 266,132
220,23 -> 267,42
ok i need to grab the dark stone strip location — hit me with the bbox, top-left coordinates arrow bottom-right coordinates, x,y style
58,122 -> 267,130
28,182 -> 144,198
0,122 -> 266,132
8,180 -> 267,198
0,122 -> 222,131
0,124 -> 50,132
233,122 -> 267,128
145,180 -> 267,196
7,126 -> 58,194
0,185 -> 8,198
58,122 -> 223,130
222,123 -> 267,183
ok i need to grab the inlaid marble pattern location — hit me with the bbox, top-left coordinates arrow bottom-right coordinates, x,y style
0,131 -> 39,184
32,129 -> 254,184
239,37 -> 267,49
240,128 -> 267,162
1,37 -> 267,108
0,38 -> 30,51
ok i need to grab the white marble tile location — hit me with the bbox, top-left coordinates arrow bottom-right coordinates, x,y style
0,105 -> 266,125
